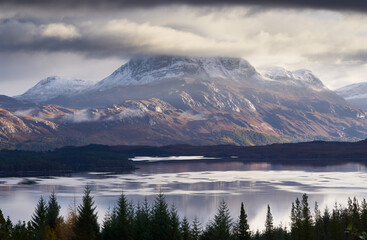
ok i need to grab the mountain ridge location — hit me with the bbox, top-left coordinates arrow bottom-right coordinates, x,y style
92,56 -> 258,91
16,76 -> 94,103
1,55 -> 367,150
336,82 -> 367,109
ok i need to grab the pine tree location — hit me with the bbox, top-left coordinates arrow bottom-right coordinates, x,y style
301,194 -> 313,240
46,192 -> 62,230
210,200 -> 232,240
181,217 -> 191,240
0,209 -> 11,240
191,217 -> 202,240
73,186 -> 100,240
109,193 -> 134,240
253,230 -> 261,240
170,205 -> 181,240
101,209 -> 113,240
273,224 -> 289,240
291,198 -> 302,240
150,192 -> 171,240
344,198 -> 354,231
12,221 -> 33,240
322,207 -> 330,240
330,203 -> 343,240
134,199 -> 151,240
236,202 -> 250,240
361,199 -> 367,233
351,197 -> 360,229
265,205 -> 274,240
313,202 -> 322,240
31,196 -> 48,240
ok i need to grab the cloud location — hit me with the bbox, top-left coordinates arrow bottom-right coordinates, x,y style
1,0 -> 367,13
62,108 -> 146,123
13,108 -> 36,117
107,109 -> 145,121
180,111 -> 207,120
97,19 -> 247,57
0,18 -> 248,57
41,23 -> 81,40
63,109 -> 103,123
2,8 -> 367,64
1,5 -> 367,94
0,19 -> 82,52
340,50 -> 367,65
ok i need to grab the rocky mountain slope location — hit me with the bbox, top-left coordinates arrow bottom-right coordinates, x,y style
336,82 -> 367,109
2,56 -> 367,150
0,95 -> 76,149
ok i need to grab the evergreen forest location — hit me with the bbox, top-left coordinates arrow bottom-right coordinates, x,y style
1,187 -> 366,240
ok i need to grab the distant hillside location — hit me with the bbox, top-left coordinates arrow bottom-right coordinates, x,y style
1,139 -> 367,176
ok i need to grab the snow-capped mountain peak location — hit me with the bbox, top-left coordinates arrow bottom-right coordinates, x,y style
292,69 -> 324,87
16,76 -> 94,103
336,82 -> 367,100
92,56 -> 258,91
261,67 -> 324,88
335,82 -> 367,109
261,67 -> 294,81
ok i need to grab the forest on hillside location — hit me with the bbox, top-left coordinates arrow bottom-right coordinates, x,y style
1,139 -> 367,176
0,188 -> 366,240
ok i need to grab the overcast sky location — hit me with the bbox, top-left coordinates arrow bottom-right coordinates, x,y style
1,0 -> 367,96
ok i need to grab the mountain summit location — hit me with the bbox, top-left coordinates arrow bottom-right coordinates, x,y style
262,67 -> 325,88
16,76 -> 93,103
336,82 -> 367,109
92,56 -> 258,91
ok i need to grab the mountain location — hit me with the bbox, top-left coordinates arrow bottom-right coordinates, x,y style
0,95 -> 77,149
336,82 -> 367,109
2,56 -> 367,150
92,56 -> 257,90
48,56 -> 345,108
261,67 -> 325,88
16,76 -> 93,103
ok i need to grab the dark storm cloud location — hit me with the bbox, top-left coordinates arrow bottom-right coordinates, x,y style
342,51 -> 367,65
0,18 -> 249,58
1,0 -> 367,12
0,19 -> 129,57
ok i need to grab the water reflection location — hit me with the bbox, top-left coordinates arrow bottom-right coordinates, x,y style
0,161 -> 367,231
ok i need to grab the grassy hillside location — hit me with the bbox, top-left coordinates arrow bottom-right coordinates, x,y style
219,128 -> 285,146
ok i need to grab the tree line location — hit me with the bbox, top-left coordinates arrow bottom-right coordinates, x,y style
0,187 -> 366,240
0,145 -> 134,176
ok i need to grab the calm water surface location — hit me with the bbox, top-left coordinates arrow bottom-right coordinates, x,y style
1,160 -> 367,231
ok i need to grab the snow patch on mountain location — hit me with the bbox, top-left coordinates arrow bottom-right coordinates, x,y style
261,67 -> 325,89
261,67 -> 294,81
293,69 -> 324,87
336,82 -> 367,100
16,76 -> 93,103
92,56 -> 258,91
